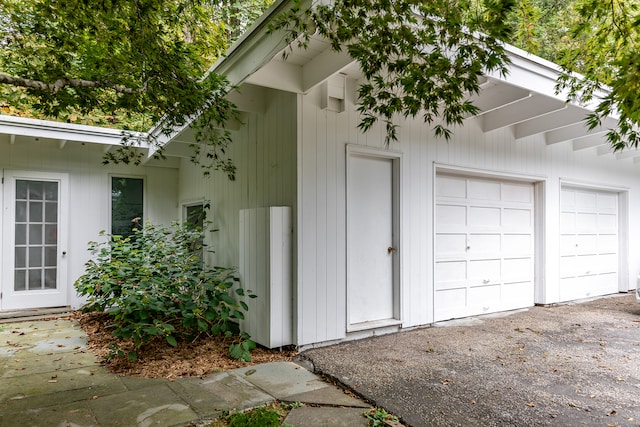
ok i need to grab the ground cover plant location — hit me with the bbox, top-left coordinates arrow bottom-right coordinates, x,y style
74,221 -> 256,362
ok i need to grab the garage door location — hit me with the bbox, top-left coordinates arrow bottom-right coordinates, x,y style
435,174 -> 535,321
559,186 -> 618,302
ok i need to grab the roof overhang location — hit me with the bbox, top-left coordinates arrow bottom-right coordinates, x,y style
162,0 -> 637,163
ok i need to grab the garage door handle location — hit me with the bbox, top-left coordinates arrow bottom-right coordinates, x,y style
483,279 -> 490,284
388,246 -> 396,254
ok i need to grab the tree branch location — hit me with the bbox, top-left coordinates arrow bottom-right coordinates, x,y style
0,73 -> 147,94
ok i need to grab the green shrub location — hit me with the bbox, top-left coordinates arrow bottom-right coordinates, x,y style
74,221 -> 256,362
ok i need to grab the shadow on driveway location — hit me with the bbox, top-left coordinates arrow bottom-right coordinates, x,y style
300,294 -> 640,427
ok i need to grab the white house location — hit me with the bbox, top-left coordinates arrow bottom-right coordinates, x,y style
2,0 -> 639,350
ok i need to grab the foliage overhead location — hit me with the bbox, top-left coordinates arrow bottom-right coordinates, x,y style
74,221 -> 257,362
275,0 -> 516,144
2,0 -> 640,160
554,0 -> 640,152
0,0 -> 273,179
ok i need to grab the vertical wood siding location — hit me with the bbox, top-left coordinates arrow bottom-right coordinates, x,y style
176,88 -> 298,299
0,136 -> 179,309
297,80 -> 640,346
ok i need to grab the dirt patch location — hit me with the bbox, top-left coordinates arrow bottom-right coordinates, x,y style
74,311 -> 297,379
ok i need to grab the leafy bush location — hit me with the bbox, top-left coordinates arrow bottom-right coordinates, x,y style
74,221 -> 256,362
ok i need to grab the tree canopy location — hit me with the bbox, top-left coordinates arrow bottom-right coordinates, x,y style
1,0 -> 640,176
0,0 -> 270,178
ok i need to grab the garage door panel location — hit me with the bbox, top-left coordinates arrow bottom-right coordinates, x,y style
599,253 -> 618,273
503,258 -> 532,281
598,234 -> 618,253
502,281 -> 534,306
435,288 -> 467,320
560,256 -> 577,278
468,259 -> 500,280
468,284 -> 500,310
503,208 -> 532,229
576,213 -> 597,230
436,204 -> 466,228
436,234 -> 467,255
560,235 -> 576,255
469,234 -> 501,255
503,234 -> 532,254
575,191 -> 597,209
561,189 -> 575,209
435,261 -> 467,282
577,255 -> 598,275
468,180 -> 501,201
469,206 -> 501,228
502,182 -> 534,204
597,193 -> 617,210
576,234 -> 597,253
561,212 -> 576,232
598,213 -> 617,230
437,175 -> 467,198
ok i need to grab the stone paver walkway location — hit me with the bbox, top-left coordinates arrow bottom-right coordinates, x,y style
0,317 -> 370,427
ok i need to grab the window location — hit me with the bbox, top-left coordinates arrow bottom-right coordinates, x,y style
111,177 -> 143,238
183,202 -> 206,262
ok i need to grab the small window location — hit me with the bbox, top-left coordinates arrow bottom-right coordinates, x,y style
111,177 -> 143,238
185,203 -> 205,229
183,202 -> 206,262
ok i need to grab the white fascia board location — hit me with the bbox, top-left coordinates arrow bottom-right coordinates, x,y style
0,114 -> 145,146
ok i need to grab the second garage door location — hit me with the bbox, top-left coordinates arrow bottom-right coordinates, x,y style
435,174 -> 535,322
559,186 -> 619,302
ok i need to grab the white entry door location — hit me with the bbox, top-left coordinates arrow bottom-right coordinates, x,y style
559,186 -> 619,301
435,174 -> 535,321
348,153 -> 398,327
1,171 -> 68,310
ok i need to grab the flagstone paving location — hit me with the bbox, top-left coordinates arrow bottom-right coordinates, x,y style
0,318 -> 371,427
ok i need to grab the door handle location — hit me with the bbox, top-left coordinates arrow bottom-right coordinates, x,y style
388,246 -> 396,254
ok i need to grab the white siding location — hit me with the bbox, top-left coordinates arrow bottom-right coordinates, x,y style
176,88 -> 298,330
0,135 -> 179,309
297,80 -> 640,346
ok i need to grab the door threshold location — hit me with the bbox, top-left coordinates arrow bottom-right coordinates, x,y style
0,307 -> 71,323
347,318 -> 401,332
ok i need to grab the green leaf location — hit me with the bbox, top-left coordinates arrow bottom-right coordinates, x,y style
166,335 -> 178,347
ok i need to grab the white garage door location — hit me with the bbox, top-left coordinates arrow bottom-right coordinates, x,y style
435,174 -> 535,321
559,186 -> 619,302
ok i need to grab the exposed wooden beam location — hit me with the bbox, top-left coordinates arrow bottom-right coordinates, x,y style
545,117 -> 617,145
302,48 -> 355,93
482,95 -> 565,132
226,84 -> 266,114
244,60 -> 303,93
515,104 -> 588,140
572,134 -> 607,151
469,84 -> 530,117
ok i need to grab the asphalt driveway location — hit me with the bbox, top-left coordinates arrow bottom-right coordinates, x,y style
300,293 -> 640,427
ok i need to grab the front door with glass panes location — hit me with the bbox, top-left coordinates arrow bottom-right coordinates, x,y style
1,171 -> 68,310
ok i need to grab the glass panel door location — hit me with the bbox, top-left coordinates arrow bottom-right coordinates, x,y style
14,180 -> 58,292
1,171 -> 68,310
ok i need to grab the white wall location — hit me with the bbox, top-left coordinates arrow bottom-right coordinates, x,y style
176,88 -> 298,292
0,135 -> 179,309
297,79 -> 640,346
